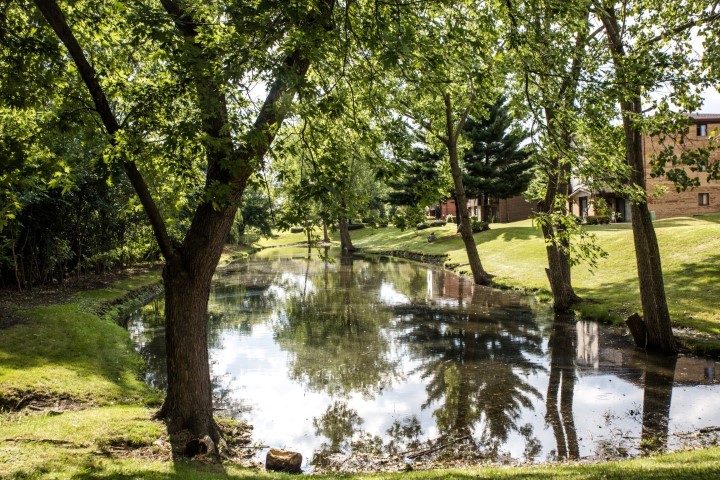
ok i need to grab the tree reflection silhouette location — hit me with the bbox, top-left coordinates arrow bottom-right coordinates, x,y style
273,255 -> 401,398
641,354 -> 676,452
312,401 -> 364,458
545,315 -> 579,460
396,303 -> 544,452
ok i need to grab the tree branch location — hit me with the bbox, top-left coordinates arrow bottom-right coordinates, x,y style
643,10 -> 720,46
33,0 -> 175,261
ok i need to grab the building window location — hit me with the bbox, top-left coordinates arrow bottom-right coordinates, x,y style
699,193 -> 710,206
697,123 -> 708,137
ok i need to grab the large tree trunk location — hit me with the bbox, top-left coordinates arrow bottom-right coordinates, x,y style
601,7 -> 676,354
161,263 -> 217,440
338,218 -> 356,252
158,204 -> 238,443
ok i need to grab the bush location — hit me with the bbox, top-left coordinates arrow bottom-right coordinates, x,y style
393,215 -> 406,230
289,226 -> 304,233
427,219 -> 446,227
446,215 -> 455,224
347,223 -> 365,231
361,216 -> 379,227
471,218 -> 490,233
378,220 -> 389,228
585,215 -> 610,225
416,222 -> 431,230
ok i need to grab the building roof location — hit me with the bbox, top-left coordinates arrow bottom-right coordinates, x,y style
689,113 -> 720,123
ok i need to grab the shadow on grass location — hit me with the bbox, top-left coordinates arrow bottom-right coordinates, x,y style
55,447 -> 720,480
689,213 -> 720,224
578,253 -> 720,335
481,226 -> 542,243
586,217 -> 714,231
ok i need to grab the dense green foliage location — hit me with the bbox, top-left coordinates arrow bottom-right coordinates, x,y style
462,96 -> 534,202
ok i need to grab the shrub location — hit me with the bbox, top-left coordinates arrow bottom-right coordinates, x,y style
471,218 -> 490,233
378,220 -> 389,228
289,226 -> 304,233
446,215 -> 455,224
361,216 -> 379,227
427,219 -> 446,227
347,223 -> 365,231
416,222 -> 431,230
585,215 -> 610,225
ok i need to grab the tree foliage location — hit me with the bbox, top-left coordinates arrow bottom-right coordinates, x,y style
462,96 -> 534,201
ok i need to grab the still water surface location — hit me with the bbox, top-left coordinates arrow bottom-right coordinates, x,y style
128,248 -> 720,470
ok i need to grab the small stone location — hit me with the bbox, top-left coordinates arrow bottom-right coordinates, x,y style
266,447 -> 303,473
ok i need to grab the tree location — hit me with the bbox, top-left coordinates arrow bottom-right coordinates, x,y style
503,0 -> 595,311
274,91 -> 390,252
591,0 -> 720,353
30,0 -> 337,447
461,95 -> 534,219
387,146 -> 447,210
378,0 -> 502,285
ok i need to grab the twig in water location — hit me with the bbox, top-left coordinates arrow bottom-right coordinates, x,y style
406,434 -> 472,459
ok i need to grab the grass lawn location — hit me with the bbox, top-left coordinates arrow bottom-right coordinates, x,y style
257,214 -> 720,345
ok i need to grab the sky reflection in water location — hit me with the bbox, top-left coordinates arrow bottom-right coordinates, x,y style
128,248 -> 720,470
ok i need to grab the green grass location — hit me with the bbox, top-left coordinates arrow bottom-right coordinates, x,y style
1,422 -> 719,480
262,215 -> 720,339
0,275 -> 161,407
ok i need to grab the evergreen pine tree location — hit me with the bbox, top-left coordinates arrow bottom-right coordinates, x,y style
462,96 -> 534,204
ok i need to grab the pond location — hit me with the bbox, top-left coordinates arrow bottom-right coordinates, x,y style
128,248 -> 720,472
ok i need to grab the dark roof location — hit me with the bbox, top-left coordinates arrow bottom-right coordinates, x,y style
689,113 -> 720,123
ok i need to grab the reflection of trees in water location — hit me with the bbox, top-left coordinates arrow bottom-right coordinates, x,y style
274,256 -> 400,398
312,401 -> 425,466
545,316 -> 579,460
396,305 -> 544,451
127,308 -> 167,391
128,306 -> 252,417
312,401 -> 364,465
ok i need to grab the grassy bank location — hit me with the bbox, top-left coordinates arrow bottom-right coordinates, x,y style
257,214 -> 720,351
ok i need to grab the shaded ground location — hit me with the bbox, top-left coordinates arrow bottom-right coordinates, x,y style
0,265 -> 162,316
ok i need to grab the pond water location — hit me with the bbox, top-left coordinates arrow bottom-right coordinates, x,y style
128,248 -> 720,472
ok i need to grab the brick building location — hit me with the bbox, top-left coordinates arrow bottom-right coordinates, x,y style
570,113 -> 720,221
644,113 -> 720,219
440,194 -> 536,223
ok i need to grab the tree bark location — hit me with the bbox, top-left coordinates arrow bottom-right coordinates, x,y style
534,13 -> 589,312
600,6 -> 676,354
160,261 -> 217,440
323,221 -> 330,243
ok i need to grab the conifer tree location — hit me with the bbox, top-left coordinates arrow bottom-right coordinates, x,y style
462,96 -> 533,203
